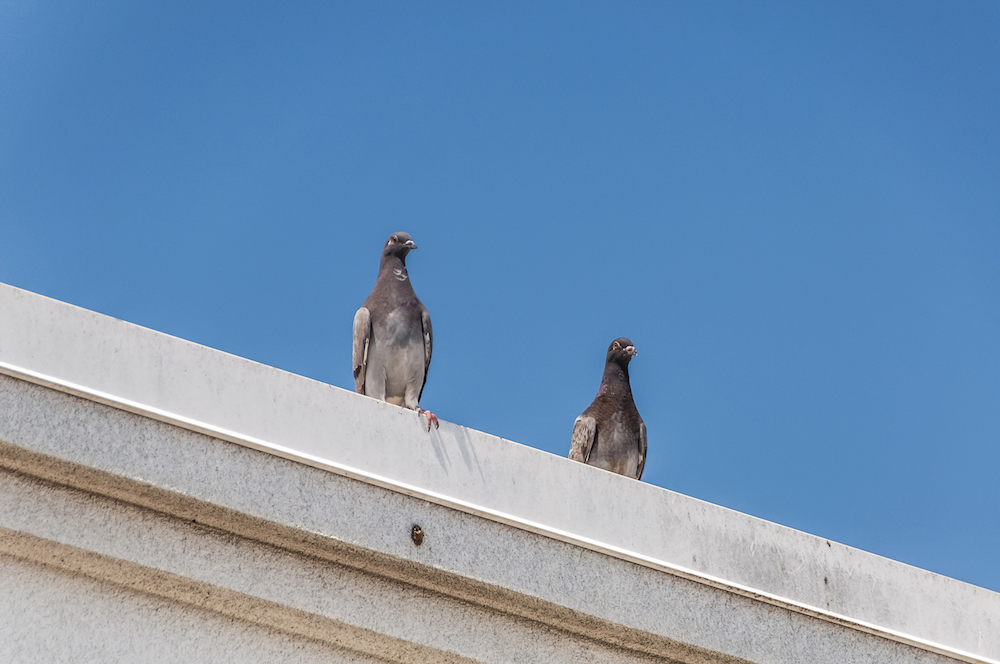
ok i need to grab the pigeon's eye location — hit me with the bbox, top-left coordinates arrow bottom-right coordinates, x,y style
613,342 -> 621,350
389,236 -> 397,244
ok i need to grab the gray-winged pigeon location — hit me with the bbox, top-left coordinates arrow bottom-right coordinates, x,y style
353,232 -> 437,430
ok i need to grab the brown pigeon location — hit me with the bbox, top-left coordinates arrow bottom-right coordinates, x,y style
569,338 -> 646,479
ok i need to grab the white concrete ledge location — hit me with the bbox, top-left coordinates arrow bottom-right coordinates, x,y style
1,281 -> 998,664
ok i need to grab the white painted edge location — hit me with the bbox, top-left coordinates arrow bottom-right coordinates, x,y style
0,359 -> 994,664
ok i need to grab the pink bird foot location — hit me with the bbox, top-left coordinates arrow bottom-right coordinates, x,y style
417,408 -> 439,431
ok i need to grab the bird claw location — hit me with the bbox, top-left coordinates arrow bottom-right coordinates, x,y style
417,408 -> 439,431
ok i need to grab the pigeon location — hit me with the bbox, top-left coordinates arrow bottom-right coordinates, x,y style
353,232 -> 438,430
568,338 -> 646,480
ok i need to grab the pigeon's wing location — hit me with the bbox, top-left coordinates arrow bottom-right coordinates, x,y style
352,307 -> 371,394
636,420 -> 647,480
417,306 -> 433,401
569,414 -> 597,463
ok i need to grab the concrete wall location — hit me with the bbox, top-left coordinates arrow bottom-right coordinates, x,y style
1,281 -> 997,664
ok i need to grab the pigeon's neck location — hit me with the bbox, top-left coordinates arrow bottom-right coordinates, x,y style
598,362 -> 632,399
377,254 -> 410,284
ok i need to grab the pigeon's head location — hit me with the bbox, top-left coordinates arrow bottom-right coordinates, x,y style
382,232 -> 418,261
606,338 -> 638,366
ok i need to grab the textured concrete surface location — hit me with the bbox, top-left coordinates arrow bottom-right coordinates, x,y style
1,280 -> 998,663
1,554 -> 386,664
0,374 -> 984,664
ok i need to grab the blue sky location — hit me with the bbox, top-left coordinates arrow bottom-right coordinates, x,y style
2,2 -> 999,592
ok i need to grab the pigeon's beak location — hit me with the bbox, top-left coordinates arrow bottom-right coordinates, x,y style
405,240 -> 417,250
625,345 -> 637,356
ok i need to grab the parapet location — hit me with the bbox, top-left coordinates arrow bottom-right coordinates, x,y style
1,281 -> 997,663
